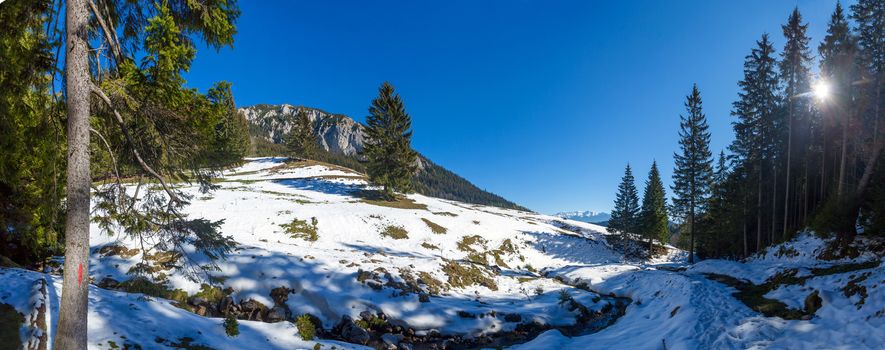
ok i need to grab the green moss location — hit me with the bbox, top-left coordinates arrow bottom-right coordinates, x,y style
281,217 -> 319,241
381,225 -> 409,240
0,303 -> 23,350
421,218 -> 447,234
354,314 -> 387,330
117,277 -> 190,306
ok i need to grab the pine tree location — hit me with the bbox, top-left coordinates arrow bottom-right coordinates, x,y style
363,82 -> 419,199
608,164 -> 640,240
639,161 -> 669,249
287,108 -> 316,160
672,84 -> 714,263
851,0 -> 885,147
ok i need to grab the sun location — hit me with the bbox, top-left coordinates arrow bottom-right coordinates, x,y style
812,80 -> 830,101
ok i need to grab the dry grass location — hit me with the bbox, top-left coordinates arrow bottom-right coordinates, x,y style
421,218 -> 447,234
380,225 -> 409,240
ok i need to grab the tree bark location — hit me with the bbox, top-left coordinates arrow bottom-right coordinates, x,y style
55,0 -> 91,348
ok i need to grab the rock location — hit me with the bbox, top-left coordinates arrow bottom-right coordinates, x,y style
337,316 -> 370,345
270,286 -> 291,306
381,333 -> 404,349
418,293 -> 430,303
266,305 -> 291,323
97,277 -> 119,289
239,299 -> 267,321
399,342 -> 414,350
219,295 -> 237,315
804,290 -> 822,315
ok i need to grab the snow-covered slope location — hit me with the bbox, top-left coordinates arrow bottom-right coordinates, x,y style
3,158 -> 881,349
2,158 -> 676,349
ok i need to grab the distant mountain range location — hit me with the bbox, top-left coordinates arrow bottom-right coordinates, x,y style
554,210 -> 611,225
240,104 -> 527,211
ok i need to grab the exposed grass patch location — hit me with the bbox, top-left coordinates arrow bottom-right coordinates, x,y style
357,191 -> 428,210
421,218 -> 447,234
281,217 -> 319,241
380,225 -> 409,240
118,277 -> 189,305
433,211 -> 458,217
417,271 -> 446,295
457,235 -> 487,253
0,303 -> 23,349
441,260 -> 498,291
421,242 -> 439,250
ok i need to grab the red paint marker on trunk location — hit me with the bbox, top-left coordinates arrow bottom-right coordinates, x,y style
77,263 -> 83,286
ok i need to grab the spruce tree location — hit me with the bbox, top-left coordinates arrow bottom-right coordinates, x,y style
672,84 -> 714,263
730,35 -> 780,252
54,1 -> 240,347
779,8 -> 812,239
363,82 -> 419,199
639,161 -> 669,249
608,164 -> 640,240
287,108 -> 316,160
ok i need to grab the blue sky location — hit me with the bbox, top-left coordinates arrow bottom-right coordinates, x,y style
185,0 -> 850,214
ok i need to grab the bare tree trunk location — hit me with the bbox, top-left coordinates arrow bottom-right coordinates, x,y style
742,191 -> 748,258
55,0 -> 91,348
771,163 -> 778,243
837,109 -> 849,198
757,162 -> 763,253
783,103 -> 793,238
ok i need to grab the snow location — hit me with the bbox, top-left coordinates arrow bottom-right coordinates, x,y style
2,158 -> 882,349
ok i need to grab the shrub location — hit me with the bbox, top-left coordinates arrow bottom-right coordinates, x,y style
224,314 -> 239,337
296,314 -> 317,341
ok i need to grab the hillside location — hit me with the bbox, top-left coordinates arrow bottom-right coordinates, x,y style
1,158 -> 883,350
240,104 -> 527,211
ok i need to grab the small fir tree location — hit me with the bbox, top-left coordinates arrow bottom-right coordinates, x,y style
639,161 -> 669,250
609,164 -> 640,240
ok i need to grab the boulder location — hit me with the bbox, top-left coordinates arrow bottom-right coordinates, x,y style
97,277 -> 119,289
804,290 -> 822,315
337,316 -> 370,345
381,333 -> 404,349
266,305 -> 291,323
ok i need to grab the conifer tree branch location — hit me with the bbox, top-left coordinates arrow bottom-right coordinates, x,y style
90,83 -> 181,204
86,0 -> 122,63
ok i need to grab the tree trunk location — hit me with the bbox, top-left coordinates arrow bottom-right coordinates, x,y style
757,161 -> 763,252
689,201 -> 695,264
771,163 -> 777,243
783,103 -> 793,239
837,109 -> 849,198
54,0 -> 91,348
742,191 -> 748,258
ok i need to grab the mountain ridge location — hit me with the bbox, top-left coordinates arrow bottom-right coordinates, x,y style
240,103 -> 528,211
